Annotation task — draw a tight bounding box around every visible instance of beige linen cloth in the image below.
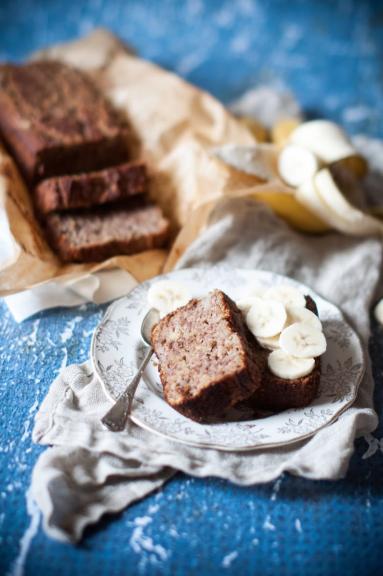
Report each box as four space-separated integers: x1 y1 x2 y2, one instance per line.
31 198 381 543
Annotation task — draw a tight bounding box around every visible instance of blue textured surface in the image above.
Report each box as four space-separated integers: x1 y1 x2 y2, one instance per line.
0 1 383 575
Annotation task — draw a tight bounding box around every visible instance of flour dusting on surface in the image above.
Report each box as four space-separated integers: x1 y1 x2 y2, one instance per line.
222 550 238 568
176 50 208 76
26 320 40 347
8 489 40 576
343 105 374 123
58 348 68 373
60 317 83 343
362 433 383 459
263 515 276 531
283 24 303 48
214 6 234 28
20 399 39 442
238 0 256 16
147 503 160 515
187 0 203 17
270 475 284 501
230 33 251 55
130 516 168 563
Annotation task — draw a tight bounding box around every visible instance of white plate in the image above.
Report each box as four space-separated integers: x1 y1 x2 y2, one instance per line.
92 266 365 452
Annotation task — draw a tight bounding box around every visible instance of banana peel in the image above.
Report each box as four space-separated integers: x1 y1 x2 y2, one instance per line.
332 155 368 179
369 206 383 220
249 186 330 233
237 116 269 143
213 142 330 233
213 128 373 236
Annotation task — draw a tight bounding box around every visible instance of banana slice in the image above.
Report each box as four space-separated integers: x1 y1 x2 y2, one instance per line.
212 144 278 181
287 305 322 331
289 120 359 165
147 280 190 317
268 349 315 380
278 144 319 187
257 334 281 351
236 296 259 314
279 322 326 358
374 299 383 325
246 297 287 338
314 168 383 235
296 177 347 230
236 284 266 313
265 285 306 309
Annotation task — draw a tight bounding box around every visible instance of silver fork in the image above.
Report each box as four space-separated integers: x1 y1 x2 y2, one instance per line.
101 308 159 432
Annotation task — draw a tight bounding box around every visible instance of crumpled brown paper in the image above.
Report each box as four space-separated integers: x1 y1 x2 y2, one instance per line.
0 28 287 296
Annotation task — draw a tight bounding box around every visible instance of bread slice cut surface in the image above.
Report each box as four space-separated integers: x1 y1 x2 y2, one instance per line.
151 289 263 422
34 161 148 214
45 203 169 262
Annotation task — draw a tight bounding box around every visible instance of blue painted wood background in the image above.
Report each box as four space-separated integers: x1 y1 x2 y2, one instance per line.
0 1 382 575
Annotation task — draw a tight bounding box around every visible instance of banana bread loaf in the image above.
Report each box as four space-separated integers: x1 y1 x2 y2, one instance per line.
151 289 263 422
0 60 130 183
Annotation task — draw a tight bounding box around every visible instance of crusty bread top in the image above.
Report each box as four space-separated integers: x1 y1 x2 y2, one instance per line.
0 60 132 181
0 60 128 147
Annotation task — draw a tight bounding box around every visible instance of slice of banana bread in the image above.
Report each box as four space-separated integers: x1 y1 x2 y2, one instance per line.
0 60 130 183
246 295 321 410
34 161 148 214
45 203 169 262
151 290 263 422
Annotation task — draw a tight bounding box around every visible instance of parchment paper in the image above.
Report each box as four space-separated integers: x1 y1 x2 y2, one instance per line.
0 28 265 297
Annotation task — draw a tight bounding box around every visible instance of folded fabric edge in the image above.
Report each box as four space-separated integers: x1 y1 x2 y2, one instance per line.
32 401 377 486
4 269 138 322
31 447 175 543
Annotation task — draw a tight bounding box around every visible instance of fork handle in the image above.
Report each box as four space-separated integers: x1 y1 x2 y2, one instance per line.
101 347 153 432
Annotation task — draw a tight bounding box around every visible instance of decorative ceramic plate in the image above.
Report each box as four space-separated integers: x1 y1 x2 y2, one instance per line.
92 266 365 452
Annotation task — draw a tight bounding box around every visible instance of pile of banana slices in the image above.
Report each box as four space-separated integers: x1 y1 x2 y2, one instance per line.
214 119 383 236
237 284 326 380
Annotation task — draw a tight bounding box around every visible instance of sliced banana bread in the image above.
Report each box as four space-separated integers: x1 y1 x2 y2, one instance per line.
34 161 148 214
246 295 321 410
45 203 169 262
0 60 130 182
151 289 263 422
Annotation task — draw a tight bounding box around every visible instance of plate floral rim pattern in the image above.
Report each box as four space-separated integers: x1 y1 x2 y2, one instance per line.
91 266 365 452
